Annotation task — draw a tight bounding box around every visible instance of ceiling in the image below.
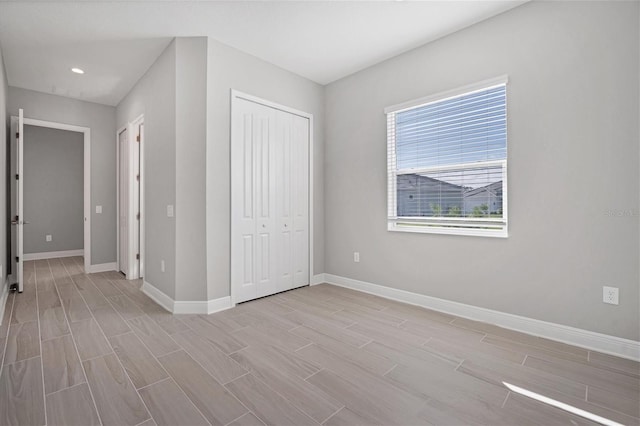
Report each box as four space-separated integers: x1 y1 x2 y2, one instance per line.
0 1 527 106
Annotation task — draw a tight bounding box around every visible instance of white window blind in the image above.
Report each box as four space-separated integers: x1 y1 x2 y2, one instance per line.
386 76 508 237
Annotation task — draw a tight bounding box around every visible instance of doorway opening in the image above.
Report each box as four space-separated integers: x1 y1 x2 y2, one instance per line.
10 110 91 292
117 115 144 279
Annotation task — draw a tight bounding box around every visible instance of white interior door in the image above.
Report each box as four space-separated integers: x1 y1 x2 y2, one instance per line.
138 123 145 278
275 111 293 292
275 111 309 292
118 120 143 280
231 96 310 304
119 128 128 274
15 109 24 292
290 113 310 288
231 99 276 303
254 105 277 299
131 122 141 279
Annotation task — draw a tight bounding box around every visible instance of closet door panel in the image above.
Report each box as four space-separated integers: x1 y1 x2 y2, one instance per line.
255 110 277 298
291 114 310 287
242 235 254 286
276 111 294 292
232 102 258 303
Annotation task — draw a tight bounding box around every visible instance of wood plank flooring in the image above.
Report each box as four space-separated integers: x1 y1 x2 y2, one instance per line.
0 256 638 425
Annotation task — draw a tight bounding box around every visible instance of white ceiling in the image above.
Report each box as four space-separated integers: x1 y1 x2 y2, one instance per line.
0 1 527 106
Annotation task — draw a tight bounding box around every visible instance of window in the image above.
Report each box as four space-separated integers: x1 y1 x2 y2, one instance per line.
386 76 508 237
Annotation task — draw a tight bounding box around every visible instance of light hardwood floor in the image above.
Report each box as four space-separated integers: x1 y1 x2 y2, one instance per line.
0 257 638 426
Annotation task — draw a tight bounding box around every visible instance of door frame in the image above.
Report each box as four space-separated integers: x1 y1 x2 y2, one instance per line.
10 116 91 275
229 90 314 305
116 124 127 276
115 114 145 279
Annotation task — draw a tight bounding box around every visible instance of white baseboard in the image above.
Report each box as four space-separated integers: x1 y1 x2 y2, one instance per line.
0 279 9 326
322 273 640 361
142 280 233 315
142 281 174 312
24 249 84 261
206 296 233 314
173 297 233 315
173 300 207 314
311 273 326 285
87 262 117 273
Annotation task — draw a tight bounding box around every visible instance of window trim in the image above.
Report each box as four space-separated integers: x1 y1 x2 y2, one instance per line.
386 76 509 238
384 75 509 115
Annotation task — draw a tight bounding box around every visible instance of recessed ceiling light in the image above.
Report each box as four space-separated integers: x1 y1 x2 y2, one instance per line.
71 68 85 74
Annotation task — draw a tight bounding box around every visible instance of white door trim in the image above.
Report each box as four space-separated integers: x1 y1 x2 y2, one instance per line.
12 116 91 275
230 90 314 305
115 124 126 273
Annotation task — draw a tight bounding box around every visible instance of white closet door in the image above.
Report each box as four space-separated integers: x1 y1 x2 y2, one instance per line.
232 96 309 304
275 111 293 292
232 99 276 303
290 113 310 287
275 111 309 292
255 104 277 299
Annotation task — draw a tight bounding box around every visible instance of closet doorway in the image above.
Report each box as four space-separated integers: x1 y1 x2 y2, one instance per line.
230 92 313 304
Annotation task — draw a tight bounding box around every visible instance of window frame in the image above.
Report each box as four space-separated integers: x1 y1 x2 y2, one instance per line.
385 75 509 238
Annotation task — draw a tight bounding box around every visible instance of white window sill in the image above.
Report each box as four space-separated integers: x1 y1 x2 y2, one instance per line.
388 223 508 238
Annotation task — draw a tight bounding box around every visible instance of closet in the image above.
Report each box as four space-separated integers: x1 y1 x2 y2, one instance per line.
231 94 310 304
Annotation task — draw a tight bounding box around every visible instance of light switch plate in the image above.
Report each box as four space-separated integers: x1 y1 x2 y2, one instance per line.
96 205 102 214
167 205 174 218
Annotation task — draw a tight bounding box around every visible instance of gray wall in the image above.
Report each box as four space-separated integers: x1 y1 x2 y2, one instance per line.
206 38 325 300
117 37 208 301
324 1 639 340
117 40 177 299
23 125 83 254
119 36 322 303
175 38 208 301
8 87 117 266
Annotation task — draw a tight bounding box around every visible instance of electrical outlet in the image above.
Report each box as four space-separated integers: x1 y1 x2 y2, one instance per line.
603 286 619 305
96 205 102 214
353 252 360 263
46 235 52 242
160 260 165 273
